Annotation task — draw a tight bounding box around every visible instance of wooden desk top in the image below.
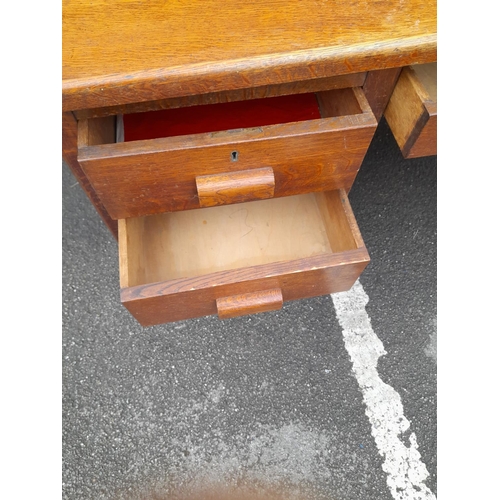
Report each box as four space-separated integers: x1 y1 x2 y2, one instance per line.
62 0 436 111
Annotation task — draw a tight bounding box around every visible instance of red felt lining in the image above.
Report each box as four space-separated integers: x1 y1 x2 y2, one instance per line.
123 93 321 141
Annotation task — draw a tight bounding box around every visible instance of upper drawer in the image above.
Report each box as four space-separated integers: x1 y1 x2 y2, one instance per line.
385 63 437 159
77 87 376 220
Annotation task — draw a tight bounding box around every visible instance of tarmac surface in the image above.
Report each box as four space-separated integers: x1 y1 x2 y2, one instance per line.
62 117 437 500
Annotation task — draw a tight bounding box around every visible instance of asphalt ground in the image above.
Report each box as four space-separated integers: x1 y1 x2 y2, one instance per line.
62 117 437 500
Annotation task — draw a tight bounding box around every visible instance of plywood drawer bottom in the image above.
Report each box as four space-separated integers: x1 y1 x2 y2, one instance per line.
119 189 370 325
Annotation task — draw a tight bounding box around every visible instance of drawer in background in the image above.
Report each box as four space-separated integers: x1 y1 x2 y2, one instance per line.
119 189 370 326
385 63 437 158
77 87 376 219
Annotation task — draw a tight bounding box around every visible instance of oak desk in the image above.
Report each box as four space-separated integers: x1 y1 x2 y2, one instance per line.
62 0 437 325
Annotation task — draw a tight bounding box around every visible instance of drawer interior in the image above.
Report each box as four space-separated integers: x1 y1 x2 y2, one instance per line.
122 93 322 141
119 190 363 288
82 87 366 146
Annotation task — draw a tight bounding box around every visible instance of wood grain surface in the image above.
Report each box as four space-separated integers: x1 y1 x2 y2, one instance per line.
121 252 369 326
385 63 437 158
73 73 368 120
404 112 436 158
121 192 343 286
62 112 118 238
63 0 437 111
196 167 275 208
216 289 284 319
362 68 402 121
78 87 376 219
405 63 437 157
118 189 370 325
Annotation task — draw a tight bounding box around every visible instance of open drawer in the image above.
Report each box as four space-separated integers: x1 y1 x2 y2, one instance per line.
119 189 370 326
385 63 437 158
78 87 376 219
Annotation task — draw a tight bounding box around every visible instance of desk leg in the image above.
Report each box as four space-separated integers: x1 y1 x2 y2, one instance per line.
62 111 118 239
362 68 402 122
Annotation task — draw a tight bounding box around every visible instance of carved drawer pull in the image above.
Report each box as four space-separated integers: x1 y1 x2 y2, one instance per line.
196 167 275 208
216 288 283 319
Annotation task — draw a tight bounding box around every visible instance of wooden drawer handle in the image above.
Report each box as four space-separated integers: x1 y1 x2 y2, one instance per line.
216 288 283 319
196 167 275 208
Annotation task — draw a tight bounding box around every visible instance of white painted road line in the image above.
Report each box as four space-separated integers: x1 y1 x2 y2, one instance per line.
331 280 436 500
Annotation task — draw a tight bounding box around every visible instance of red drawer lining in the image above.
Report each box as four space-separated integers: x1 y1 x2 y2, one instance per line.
123 93 321 141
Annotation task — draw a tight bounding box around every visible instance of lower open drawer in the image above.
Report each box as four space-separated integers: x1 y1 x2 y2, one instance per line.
119 189 369 325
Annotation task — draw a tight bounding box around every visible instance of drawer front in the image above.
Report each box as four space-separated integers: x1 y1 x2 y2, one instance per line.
385 63 437 159
78 87 376 220
118 189 370 326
